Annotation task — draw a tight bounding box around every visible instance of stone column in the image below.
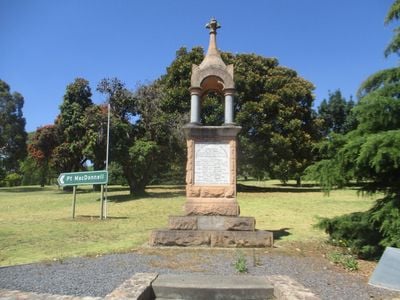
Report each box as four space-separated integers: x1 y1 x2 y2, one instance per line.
190 87 202 124
224 89 235 125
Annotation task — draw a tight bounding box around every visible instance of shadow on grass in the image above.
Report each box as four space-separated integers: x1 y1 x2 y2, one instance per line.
148 185 185 190
273 183 320 188
0 186 56 193
237 183 322 193
60 215 130 221
269 228 291 240
107 190 185 203
105 186 130 193
77 215 129 220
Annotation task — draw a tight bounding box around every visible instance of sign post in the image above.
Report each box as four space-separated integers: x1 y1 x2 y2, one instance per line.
58 170 108 219
100 184 105 220
72 186 77 219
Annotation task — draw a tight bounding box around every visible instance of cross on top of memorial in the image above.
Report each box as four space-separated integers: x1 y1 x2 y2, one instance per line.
206 17 221 33
190 18 236 125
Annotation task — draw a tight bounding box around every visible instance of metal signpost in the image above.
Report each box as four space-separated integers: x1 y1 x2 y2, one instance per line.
57 170 108 219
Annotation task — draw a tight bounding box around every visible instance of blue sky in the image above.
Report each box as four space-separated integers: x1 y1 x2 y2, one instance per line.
0 0 397 132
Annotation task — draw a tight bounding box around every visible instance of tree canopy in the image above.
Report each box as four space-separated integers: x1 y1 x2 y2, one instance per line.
156 47 320 183
52 78 93 173
306 0 400 258
0 79 27 184
317 90 357 137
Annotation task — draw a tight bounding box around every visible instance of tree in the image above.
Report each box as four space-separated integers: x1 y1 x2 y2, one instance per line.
317 90 357 137
0 80 27 178
27 125 58 187
82 104 108 171
52 78 93 173
136 82 186 183
156 48 320 184
97 78 163 195
305 0 400 258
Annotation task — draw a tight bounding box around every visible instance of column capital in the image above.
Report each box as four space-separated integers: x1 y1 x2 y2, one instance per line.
189 87 202 95
223 88 236 96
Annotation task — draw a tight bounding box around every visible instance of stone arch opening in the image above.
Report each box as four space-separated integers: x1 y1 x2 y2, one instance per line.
200 75 225 95
201 91 224 126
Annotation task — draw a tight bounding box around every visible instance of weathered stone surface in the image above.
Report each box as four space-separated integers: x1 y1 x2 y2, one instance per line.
184 199 240 216
186 186 201 197
211 230 273 248
169 216 198 230
105 273 158 300
149 229 211 247
149 230 273 248
266 275 320 300
186 185 236 199
200 187 226 198
169 216 255 231
223 216 255 231
224 186 235 198
183 125 241 139
196 215 225 230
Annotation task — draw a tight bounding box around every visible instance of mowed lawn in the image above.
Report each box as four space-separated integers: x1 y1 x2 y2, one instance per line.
0 181 378 266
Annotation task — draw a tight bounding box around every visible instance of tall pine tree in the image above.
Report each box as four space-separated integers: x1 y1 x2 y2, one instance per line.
305 0 400 258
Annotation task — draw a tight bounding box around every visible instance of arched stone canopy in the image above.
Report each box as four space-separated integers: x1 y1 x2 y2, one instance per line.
189 18 236 125
191 65 235 92
200 75 224 95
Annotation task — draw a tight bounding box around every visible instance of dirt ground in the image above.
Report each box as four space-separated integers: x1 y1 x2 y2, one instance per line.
137 239 378 281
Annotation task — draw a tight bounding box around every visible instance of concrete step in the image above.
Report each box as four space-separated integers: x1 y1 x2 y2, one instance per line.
152 274 275 300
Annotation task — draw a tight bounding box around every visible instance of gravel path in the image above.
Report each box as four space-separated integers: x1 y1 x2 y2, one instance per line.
0 248 399 300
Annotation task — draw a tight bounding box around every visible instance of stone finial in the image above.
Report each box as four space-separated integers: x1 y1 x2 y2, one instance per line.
206 18 221 34
203 18 221 59
191 17 235 92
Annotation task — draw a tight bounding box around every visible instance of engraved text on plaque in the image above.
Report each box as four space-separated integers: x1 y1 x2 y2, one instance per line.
194 142 230 184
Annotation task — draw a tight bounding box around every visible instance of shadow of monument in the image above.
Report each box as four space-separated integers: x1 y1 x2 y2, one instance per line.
237 184 322 193
269 228 291 240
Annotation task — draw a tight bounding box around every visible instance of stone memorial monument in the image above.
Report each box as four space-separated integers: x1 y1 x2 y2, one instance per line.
150 18 273 247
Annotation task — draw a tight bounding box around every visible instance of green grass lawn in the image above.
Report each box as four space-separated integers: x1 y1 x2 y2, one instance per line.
0 181 378 266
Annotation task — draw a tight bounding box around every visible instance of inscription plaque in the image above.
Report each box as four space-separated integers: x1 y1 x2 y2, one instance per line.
194 142 230 184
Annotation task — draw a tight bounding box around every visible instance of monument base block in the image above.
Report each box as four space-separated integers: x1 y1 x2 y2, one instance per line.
169 215 255 231
149 229 273 248
184 198 240 216
150 215 273 248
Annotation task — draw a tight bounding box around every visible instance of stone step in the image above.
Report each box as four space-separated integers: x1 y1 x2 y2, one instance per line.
149 229 273 247
152 274 275 300
169 215 255 231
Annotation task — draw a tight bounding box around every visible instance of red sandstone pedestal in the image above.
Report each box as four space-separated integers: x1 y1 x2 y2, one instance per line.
149 126 273 248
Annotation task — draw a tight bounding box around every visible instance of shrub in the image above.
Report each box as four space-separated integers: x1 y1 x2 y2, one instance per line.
4 173 23 187
317 195 400 259
327 252 359 271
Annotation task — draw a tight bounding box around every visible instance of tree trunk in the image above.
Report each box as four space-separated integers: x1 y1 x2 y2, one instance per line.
123 165 147 196
39 163 48 187
296 177 301 187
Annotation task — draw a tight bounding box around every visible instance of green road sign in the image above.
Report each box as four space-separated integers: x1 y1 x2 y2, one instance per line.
57 170 108 186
